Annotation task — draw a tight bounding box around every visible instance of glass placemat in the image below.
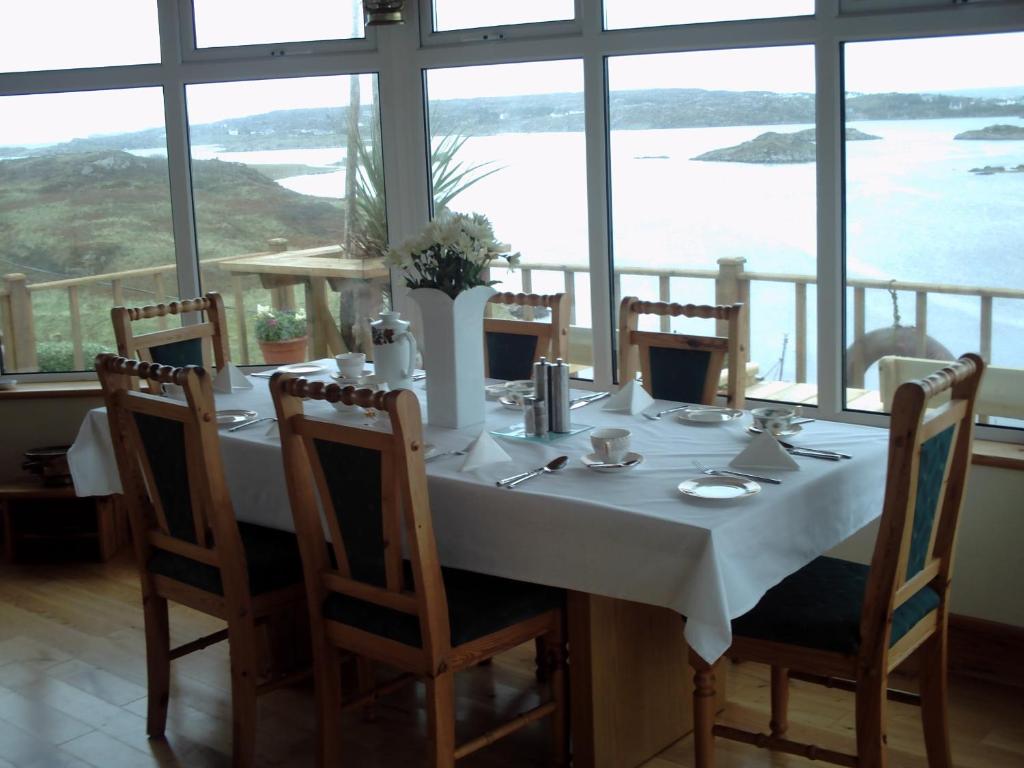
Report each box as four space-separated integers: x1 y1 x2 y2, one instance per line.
490 422 593 442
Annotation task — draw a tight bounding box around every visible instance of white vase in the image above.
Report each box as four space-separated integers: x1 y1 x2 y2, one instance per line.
409 285 495 429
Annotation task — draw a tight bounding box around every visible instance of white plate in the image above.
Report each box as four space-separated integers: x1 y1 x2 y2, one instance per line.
581 451 643 473
678 475 761 500
746 424 803 438
216 409 258 426
277 363 326 375
676 408 744 424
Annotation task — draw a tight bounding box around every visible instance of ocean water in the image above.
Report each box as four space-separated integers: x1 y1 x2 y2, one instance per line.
135 115 1024 383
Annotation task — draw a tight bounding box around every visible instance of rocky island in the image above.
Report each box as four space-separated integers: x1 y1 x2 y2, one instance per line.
955 124 1024 140
692 127 881 164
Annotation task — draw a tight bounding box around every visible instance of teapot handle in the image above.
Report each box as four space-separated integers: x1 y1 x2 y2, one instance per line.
402 332 418 379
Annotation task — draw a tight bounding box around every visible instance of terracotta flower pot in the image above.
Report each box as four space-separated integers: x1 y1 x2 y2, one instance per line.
258 336 309 364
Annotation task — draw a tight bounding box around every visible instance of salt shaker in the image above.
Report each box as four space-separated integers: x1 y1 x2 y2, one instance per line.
549 358 571 433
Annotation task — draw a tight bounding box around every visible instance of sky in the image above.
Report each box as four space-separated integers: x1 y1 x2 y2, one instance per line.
0 1 1021 146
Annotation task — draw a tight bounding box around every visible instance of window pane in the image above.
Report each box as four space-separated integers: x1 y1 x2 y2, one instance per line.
185 76 387 365
424 61 590 377
604 0 812 30
844 32 1024 428
0 89 175 373
608 46 816 399
432 0 574 31
193 0 364 48
0 1 159 72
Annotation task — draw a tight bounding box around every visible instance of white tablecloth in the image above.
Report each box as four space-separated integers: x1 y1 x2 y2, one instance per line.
68 365 889 663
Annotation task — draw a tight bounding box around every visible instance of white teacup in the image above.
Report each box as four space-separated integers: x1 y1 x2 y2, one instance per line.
161 383 185 400
590 427 631 464
335 352 366 380
751 406 796 435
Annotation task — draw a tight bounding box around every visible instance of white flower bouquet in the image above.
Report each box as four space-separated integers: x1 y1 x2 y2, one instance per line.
385 210 519 299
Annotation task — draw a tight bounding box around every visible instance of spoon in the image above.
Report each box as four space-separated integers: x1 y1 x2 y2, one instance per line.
503 456 569 489
587 457 642 469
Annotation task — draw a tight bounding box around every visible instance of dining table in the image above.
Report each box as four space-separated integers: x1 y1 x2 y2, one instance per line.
67 361 890 768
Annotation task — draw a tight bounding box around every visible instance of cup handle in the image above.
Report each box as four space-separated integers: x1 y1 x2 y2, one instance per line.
402 332 418 378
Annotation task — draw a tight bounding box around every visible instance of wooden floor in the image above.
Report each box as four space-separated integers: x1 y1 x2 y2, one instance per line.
1 551 1021 768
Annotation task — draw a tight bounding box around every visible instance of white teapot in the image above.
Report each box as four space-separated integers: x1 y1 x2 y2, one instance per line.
370 311 418 390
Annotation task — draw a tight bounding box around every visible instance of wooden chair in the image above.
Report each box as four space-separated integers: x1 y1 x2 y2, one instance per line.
271 376 568 767
618 297 746 408
96 354 307 768
485 291 570 380
111 292 230 373
689 353 985 768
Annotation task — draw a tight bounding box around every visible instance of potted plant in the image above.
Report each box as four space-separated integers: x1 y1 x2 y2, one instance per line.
255 304 309 364
386 210 518 427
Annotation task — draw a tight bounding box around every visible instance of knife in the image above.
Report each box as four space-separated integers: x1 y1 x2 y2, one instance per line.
570 392 610 409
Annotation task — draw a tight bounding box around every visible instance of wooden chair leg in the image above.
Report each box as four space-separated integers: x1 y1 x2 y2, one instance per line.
918 631 953 768
228 622 261 768
357 655 377 723
690 651 717 768
316 644 345 768
541 626 569 767
854 668 889 768
142 593 171 738
534 636 548 682
426 672 456 768
770 666 789 737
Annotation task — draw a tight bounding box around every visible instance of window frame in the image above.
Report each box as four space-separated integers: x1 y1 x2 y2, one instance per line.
418 0 584 47
1 0 1022 444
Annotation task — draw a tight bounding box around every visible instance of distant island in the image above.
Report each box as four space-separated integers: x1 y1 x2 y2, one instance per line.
969 164 1024 175
692 127 881 164
955 123 1024 140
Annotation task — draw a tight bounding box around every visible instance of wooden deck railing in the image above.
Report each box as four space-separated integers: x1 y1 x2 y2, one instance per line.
3 250 1023 386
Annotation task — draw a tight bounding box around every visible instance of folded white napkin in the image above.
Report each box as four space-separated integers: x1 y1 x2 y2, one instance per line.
265 420 280 439
730 431 800 471
213 362 253 393
602 379 655 415
459 430 512 472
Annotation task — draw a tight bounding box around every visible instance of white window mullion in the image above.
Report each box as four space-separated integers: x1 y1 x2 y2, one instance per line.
158 0 201 303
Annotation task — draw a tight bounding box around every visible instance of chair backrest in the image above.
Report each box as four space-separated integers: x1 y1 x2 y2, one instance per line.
860 353 985 666
879 354 1023 421
484 292 570 380
618 297 746 408
271 376 450 675
95 353 253 608
111 292 230 376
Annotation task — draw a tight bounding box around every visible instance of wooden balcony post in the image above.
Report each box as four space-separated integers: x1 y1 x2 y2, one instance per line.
3 274 38 372
266 238 296 310
715 257 748 348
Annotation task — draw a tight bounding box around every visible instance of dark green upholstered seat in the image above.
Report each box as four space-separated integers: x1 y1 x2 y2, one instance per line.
323 560 564 648
148 337 204 368
648 346 713 403
731 555 940 655
485 331 540 381
148 521 304 596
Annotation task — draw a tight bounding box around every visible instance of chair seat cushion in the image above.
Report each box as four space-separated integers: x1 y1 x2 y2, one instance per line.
731 556 940 655
148 521 304 596
323 562 563 649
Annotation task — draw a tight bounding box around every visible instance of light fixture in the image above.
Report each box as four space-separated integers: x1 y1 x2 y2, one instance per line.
363 0 405 26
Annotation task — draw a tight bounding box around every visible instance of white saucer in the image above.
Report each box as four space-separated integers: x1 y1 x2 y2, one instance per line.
746 424 803 438
277 363 326 375
330 371 374 385
498 395 527 411
216 409 258 426
678 475 760 500
581 451 643 472
676 407 744 424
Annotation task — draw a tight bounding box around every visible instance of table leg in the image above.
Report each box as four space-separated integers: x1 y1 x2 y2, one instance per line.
567 592 726 768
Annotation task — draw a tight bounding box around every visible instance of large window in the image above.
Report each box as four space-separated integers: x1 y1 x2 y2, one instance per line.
608 46 817 393
843 31 1024 428
0 89 175 372
1 0 1020 438
425 61 590 376
186 75 386 365
0 1 160 73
